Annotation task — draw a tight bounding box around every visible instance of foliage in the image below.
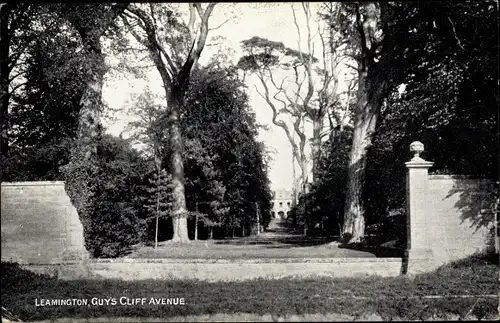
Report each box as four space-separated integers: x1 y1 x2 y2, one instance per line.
1 6 83 181
142 168 174 244
362 0 498 244
62 133 152 257
124 64 272 241
291 127 353 236
127 90 170 162
9 37 82 148
296 1 498 243
1 3 43 156
237 32 323 191
181 65 272 238
0 137 73 181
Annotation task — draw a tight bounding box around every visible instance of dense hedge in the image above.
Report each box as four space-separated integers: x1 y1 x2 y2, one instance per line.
62 133 153 257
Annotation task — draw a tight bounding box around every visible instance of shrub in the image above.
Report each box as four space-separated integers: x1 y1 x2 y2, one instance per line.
0 137 73 182
62 133 152 258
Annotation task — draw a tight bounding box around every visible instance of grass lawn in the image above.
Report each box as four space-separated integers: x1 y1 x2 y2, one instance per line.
1 253 498 321
125 219 377 259
127 239 377 259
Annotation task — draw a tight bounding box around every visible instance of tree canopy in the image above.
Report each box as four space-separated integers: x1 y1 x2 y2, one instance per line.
0 1 496 255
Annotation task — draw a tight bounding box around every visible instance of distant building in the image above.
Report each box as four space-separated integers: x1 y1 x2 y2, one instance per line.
271 189 293 219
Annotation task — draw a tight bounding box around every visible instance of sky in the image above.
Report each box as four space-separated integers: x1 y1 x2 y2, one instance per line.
102 2 348 192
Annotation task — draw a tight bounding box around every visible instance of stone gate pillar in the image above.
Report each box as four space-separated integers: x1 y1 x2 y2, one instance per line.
405 141 435 274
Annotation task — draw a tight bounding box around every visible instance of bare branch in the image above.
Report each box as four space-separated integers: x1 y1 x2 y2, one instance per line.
255 72 301 165
7 70 26 83
354 3 368 62
265 70 297 116
8 50 25 72
291 4 304 63
317 23 332 116
149 3 159 32
194 2 216 55
122 15 146 44
292 113 307 156
293 2 314 114
267 66 286 93
447 16 464 50
274 88 295 116
178 2 217 82
188 3 197 35
157 45 179 77
193 3 204 18
8 81 27 94
339 77 356 130
126 4 177 85
254 84 271 108
209 16 231 31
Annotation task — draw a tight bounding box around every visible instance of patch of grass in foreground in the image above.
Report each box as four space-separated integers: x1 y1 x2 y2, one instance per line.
1 253 498 321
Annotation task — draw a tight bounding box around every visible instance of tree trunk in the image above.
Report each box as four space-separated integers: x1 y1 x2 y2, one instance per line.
58 5 129 159
299 157 308 193
292 153 298 205
155 189 159 249
342 71 380 243
298 153 308 236
255 202 260 235
167 94 190 243
0 5 10 157
154 156 161 248
76 34 105 160
311 117 323 183
194 202 198 241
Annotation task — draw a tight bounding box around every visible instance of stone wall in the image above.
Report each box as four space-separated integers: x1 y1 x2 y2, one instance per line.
427 176 496 260
405 142 497 274
1 182 88 264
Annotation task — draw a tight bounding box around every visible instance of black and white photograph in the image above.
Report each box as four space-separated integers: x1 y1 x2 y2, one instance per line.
1 1 498 322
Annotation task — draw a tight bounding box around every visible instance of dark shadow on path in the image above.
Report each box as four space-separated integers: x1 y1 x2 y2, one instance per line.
213 218 336 248
337 242 405 258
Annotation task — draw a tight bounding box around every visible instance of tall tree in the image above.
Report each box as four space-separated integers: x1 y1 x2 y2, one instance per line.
292 2 348 182
0 3 39 156
362 0 498 240
50 3 129 160
334 1 498 242
182 65 272 238
238 36 313 198
127 90 169 175
122 3 217 242
1 5 84 181
238 2 351 197
336 2 426 242
45 4 130 254
127 91 173 247
8 24 83 150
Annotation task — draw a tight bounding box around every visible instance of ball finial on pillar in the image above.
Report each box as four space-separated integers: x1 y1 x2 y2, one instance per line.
409 141 425 161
